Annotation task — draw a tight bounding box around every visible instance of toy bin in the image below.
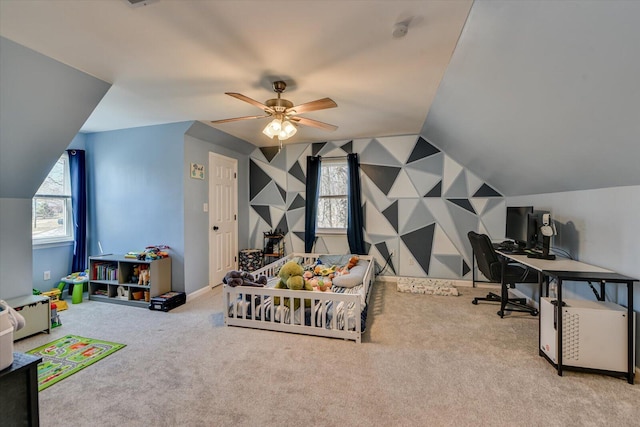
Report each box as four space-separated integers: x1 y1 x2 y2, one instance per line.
148 291 186 312
239 249 263 272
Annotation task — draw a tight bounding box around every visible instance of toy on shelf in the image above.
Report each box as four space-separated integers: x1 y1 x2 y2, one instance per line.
126 245 171 261
138 269 150 285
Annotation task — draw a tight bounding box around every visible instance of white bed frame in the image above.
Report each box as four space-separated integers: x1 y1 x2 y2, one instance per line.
223 253 375 343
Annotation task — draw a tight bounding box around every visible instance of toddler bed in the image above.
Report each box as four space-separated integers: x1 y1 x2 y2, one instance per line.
223 253 375 343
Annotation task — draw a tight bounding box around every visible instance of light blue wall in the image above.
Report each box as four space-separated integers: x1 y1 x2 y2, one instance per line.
86 122 191 292
183 122 253 293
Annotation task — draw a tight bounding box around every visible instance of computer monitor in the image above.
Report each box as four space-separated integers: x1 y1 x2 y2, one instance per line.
505 206 533 247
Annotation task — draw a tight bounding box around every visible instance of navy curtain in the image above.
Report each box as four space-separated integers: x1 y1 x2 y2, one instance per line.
304 156 321 253
68 149 87 273
347 153 366 255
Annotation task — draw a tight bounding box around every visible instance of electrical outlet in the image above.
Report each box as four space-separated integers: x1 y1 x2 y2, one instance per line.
408 257 414 266
44 271 51 280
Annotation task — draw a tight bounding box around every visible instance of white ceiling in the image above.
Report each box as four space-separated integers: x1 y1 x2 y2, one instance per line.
3 0 640 197
0 0 472 147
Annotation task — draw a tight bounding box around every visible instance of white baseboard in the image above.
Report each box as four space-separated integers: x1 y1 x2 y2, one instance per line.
187 284 212 302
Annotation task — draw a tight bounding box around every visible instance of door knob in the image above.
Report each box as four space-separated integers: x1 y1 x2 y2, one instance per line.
213 226 219 231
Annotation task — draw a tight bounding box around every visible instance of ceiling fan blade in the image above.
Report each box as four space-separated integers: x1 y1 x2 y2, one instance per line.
290 116 338 131
286 97 337 115
210 115 271 124
226 92 274 114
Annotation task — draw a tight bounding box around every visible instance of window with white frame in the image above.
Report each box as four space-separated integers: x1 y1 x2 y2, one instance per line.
317 158 348 231
32 153 73 244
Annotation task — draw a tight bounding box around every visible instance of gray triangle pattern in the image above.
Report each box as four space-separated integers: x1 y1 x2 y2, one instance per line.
399 199 436 235
444 170 468 198
381 201 398 233
360 164 401 196
360 138 402 166
434 254 463 276
405 152 444 176
246 133 503 280
251 181 286 207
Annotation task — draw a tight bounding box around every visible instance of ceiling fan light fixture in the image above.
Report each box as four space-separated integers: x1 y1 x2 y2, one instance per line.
262 118 282 138
283 120 296 135
278 120 297 140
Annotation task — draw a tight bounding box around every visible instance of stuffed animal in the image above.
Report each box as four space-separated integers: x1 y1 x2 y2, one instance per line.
313 264 336 277
223 270 267 287
276 261 309 291
315 278 332 292
274 261 311 308
138 269 150 285
336 256 360 276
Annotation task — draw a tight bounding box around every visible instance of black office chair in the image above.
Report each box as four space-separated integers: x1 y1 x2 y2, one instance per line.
467 231 539 317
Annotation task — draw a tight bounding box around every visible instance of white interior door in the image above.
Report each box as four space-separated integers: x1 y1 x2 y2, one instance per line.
208 152 238 287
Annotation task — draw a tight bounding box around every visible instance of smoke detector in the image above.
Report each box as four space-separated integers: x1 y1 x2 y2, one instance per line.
392 22 409 38
125 0 159 7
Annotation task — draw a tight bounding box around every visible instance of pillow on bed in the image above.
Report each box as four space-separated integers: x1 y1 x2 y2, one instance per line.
318 254 353 267
332 261 369 288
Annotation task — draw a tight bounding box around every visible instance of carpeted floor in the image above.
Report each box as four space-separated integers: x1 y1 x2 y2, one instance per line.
14 281 640 427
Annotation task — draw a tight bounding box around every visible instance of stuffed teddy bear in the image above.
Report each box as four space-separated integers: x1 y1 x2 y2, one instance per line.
347 255 359 269
223 270 267 287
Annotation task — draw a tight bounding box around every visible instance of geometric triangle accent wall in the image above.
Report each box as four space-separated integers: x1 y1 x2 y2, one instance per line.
249 135 504 279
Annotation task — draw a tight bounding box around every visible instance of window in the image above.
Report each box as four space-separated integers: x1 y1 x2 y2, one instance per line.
32 153 73 244
317 159 348 231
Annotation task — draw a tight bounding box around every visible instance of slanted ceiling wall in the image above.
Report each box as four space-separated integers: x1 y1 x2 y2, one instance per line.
249 135 505 279
0 37 110 300
421 1 640 196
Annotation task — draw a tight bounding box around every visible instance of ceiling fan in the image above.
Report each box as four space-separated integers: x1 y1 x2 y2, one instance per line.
210 81 338 140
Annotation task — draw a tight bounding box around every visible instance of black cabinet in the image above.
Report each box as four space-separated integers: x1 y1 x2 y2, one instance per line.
0 352 41 426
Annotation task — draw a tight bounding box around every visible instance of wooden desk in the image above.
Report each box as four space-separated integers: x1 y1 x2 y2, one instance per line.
495 251 636 384
0 352 42 426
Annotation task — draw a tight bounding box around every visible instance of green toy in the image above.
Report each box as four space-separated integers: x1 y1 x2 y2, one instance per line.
273 260 312 308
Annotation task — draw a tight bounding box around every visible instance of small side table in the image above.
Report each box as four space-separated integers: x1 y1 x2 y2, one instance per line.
58 274 89 304
0 352 42 426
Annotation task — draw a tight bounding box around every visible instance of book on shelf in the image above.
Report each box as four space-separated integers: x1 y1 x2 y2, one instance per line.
93 262 118 281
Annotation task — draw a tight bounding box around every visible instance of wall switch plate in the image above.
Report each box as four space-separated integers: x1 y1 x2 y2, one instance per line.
44 271 51 280
203 203 208 212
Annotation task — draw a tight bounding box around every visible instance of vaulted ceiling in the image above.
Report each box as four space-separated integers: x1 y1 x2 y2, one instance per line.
1 0 639 197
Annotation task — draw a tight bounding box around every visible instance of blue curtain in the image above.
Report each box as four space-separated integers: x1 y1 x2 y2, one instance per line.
347 153 366 255
68 149 87 273
304 156 321 252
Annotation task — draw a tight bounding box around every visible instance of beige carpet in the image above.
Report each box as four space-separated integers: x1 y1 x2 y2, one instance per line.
14 282 640 427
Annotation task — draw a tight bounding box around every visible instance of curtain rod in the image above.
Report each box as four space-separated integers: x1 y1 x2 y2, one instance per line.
319 155 347 160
